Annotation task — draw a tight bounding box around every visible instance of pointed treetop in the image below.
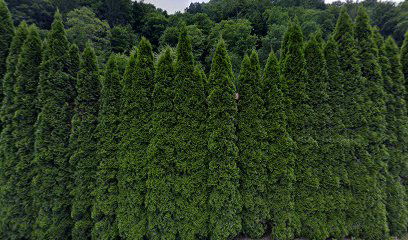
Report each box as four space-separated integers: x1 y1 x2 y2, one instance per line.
208 39 235 88
239 54 251 84
334 7 354 43
249 50 261 75
176 25 194 72
48 10 69 60
155 47 174 87
355 7 372 41
263 50 280 85
0 0 15 77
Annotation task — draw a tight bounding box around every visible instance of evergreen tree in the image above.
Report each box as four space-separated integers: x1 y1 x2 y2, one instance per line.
173 26 208 239
382 37 408 236
354 7 389 238
333 8 381 238
0 0 14 83
237 52 267 238
262 50 295 240
7 25 42 239
92 54 122 240
118 37 154 240
303 34 333 239
323 36 348 238
32 11 76 239
0 21 28 239
280 20 314 238
145 48 177 240
207 39 242 240
70 43 100 239
401 31 408 97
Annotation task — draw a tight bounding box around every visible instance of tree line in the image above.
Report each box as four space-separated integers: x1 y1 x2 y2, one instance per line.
0 0 408 239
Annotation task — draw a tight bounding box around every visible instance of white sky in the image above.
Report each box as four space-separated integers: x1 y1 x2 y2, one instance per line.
143 0 404 14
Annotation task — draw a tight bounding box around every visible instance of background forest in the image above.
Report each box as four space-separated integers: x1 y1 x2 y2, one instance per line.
1 0 408 240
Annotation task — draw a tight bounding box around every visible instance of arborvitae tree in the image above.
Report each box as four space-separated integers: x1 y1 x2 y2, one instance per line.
401 31 408 96
69 43 100 239
333 8 382 238
146 48 177 240
303 34 333 240
32 11 76 239
118 37 154 240
92 54 122 240
0 0 14 83
262 50 295 240
0 21 28 239
323 36 348 238
354 7 389 238
207 39 241 240
382 37 408 236
7 25 42 239
237 52 267 238
280 20 314 238
173 26 208 240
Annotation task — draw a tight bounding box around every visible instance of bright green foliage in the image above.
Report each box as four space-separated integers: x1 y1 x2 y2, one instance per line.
322 36 348 238
302 34 333 240
354 7 389 238
207 39 242 240
0 21 28 239
237 52 267 238
7 25 42 239
92 54 122 240
333 8 382 238
32 11 76 239
401 31 408 102
262 50 295 240
118 37 154 240
145 48 177 240
172 26 208 240
382 37 408 237
280 20 313 238
69 43 100 239
0 0 14 84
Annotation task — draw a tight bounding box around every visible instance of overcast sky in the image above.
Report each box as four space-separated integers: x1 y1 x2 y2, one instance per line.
143 0 404 14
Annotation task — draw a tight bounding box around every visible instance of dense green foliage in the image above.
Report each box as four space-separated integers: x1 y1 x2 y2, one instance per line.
382 36 408 237
237 52 267 238
69 43 100 239
31 11 76 239
0 0 14 83
92 54 122 240
207 39 241 240
172 26 208 239
1 2 408 240
0 21 28 239
118 37 154 240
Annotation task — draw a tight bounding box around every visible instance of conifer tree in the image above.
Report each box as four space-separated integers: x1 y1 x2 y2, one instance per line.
207 39 242 240
70 43 100 239
0 21 28 239
382 37 408 236
145 48 177 240
32 11 76 239
92 54 122 240
401 32 408 94
0 0 14 82
262 50 295 240
354 7 389 238
7 25 42 239
323 36 348 238
172 26 208 240
237 52 267 238
302 34 334 240
118 37 154 240
280 20 315 238
333 8 384 238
